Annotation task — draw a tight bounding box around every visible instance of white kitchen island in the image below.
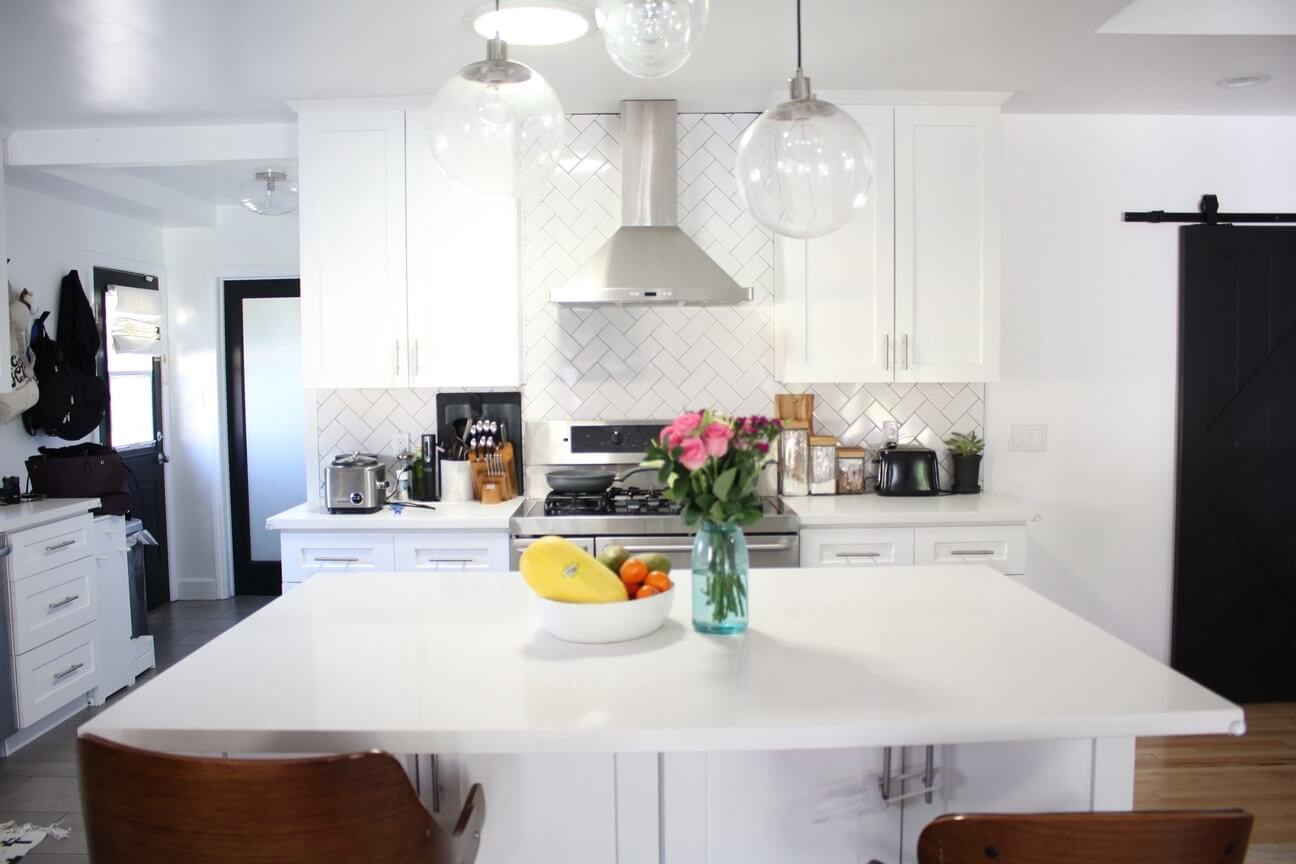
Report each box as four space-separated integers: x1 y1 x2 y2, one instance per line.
79 566 1241 864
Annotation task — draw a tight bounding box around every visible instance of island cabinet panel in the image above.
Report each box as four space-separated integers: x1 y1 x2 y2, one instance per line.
898 740 1095 861
447 754 619 864
663 750 902 864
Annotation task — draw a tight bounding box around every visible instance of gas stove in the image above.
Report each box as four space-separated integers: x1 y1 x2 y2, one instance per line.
510 421 799 570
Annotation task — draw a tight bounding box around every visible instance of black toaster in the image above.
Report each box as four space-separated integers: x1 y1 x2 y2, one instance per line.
876 447 940 496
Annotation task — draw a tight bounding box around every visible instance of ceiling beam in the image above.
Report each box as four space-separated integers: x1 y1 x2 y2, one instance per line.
4 123 296 168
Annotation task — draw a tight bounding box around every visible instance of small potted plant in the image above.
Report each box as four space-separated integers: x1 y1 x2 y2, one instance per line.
945 431 985 494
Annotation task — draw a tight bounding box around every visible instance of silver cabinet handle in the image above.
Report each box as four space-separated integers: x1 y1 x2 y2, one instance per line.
836 551 881 559
53 662 84 681
922 744 935 804
951 549 996 556
414 339 421 377
902 334 910 370
881 747 893 800
622 540 794 554
44 539 76 553
312 556 360 563
883 333 890 371
394 339 402 376
47 595 79 611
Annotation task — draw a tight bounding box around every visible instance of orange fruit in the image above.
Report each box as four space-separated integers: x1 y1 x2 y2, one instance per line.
619 558 648 587
645 571 672 592
636 584 660 599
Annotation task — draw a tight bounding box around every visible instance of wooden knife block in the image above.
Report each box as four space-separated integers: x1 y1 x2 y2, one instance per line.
469 442 518 503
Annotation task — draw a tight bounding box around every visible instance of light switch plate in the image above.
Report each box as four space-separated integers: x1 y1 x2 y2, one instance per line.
1009 424 1048 452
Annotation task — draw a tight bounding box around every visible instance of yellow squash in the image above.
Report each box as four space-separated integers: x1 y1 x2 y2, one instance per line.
520 536 628 603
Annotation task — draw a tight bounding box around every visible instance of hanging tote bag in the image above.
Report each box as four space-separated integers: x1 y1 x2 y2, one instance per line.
0 284 39 423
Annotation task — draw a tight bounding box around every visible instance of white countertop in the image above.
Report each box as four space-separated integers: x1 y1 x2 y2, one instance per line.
0 498 100 534
79 566 1241 755
266 500 523 532
786 492 1038 527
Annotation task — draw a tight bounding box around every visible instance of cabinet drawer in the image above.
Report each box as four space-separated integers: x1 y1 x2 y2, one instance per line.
10 556 97 654
280 532 395 583
914 525 1026 574
394 532 509 572
801 528 914 567
6 514 94 581
16 623 98 728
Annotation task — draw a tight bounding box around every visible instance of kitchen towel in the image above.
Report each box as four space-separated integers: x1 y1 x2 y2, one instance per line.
0 819 69 861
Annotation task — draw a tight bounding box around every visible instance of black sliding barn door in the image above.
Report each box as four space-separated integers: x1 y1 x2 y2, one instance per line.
1172 225 1296 702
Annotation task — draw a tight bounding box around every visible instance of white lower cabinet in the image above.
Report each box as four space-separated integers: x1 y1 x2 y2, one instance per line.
15 623 97 728
802 524 1026 576
447 754 619 864
279 531 511 587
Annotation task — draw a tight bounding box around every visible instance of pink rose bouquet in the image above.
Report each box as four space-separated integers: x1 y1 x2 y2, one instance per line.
644 410 782 527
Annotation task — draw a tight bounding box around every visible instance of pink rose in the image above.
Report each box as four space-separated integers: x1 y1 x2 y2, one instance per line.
677 437 708 471
659 425 681 452
701 421 733 458
670 411 703 438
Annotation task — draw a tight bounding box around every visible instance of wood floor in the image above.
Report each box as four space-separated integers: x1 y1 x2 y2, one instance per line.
1136 702 1296 860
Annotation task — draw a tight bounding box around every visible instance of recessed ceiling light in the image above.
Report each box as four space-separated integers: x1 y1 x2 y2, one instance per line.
465 1 594 47
1216 73 1272 88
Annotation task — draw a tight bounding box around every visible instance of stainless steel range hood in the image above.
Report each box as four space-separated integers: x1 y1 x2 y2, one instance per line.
551 100 752 306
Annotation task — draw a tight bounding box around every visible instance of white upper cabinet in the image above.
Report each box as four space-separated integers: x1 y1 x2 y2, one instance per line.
773 99 1001 384
405 107 521 388
298 105 408 389
297 101 522 390
894 105 1001 382
775 105 895 384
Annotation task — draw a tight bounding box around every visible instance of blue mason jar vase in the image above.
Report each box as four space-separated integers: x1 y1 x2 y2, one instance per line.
690 520 749 634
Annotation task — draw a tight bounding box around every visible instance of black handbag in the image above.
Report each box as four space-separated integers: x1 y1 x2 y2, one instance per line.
26 443 131 516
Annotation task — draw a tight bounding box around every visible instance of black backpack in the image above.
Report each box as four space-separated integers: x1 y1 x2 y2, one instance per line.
22 311 107 440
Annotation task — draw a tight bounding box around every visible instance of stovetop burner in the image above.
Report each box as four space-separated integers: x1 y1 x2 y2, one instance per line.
543 486 682 517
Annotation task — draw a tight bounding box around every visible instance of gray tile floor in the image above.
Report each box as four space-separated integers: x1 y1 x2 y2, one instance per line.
0 595 273 861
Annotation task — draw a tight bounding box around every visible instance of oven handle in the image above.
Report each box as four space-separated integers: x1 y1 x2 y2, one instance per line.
618 539 796 553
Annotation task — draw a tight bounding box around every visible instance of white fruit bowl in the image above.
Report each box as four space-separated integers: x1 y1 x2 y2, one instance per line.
535 586 675 644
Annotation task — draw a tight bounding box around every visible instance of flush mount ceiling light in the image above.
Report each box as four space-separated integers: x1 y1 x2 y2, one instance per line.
431 0 565 197
1216 73 1272 88
465 0 593 46
595 0 709 79
238 170 298 216
733 0 872 239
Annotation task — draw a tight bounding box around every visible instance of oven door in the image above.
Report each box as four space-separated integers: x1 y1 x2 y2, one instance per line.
594 535 799 570
510 535 595 570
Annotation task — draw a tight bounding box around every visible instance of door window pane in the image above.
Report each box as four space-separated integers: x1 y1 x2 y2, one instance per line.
105 286 160 448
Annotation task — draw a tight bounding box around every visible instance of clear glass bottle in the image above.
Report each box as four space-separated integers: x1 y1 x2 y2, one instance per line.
691 521 749 635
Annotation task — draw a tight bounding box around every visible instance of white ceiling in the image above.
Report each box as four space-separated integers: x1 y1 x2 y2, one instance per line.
0 0 1294 131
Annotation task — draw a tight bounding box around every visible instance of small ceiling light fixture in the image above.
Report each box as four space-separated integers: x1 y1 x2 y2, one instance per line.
238 170 298 216
465 0 593 46
596 0 709 79
733 0 872 239
1215 73 1272 88
432 0 565 197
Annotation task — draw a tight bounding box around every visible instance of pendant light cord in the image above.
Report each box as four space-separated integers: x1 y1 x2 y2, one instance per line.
795 0 803 69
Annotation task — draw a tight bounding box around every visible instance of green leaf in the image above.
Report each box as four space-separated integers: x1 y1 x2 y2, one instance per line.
736 508 762 526
709 502 727 523
713 466 737 502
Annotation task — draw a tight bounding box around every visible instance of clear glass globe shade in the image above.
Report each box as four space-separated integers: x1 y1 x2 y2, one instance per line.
238 173 298 216
734 99 873 239
595 0 708 78
429 57 565 198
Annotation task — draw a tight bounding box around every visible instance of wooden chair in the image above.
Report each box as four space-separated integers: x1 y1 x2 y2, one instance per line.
77 734 485 864
917 810 1253 864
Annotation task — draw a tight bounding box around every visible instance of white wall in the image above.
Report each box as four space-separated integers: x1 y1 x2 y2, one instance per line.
989 114 1296 661
163 206 298 600
2 183 164 472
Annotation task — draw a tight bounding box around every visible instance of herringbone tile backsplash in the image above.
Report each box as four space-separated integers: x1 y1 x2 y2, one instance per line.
316 113 985 489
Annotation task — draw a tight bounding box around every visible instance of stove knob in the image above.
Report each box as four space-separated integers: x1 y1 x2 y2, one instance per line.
610 429 622 446
350 492 363 505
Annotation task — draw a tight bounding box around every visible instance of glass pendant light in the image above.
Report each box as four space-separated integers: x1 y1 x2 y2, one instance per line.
430 0 565 197
238 170 298 216
733 0 871 239
595 0 709 79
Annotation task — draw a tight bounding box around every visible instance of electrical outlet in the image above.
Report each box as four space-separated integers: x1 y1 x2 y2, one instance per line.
882 420 900 446
1009 424 1047 452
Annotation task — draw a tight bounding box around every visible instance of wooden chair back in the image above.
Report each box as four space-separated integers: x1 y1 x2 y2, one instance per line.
917 810 1252 864
77 734 485 864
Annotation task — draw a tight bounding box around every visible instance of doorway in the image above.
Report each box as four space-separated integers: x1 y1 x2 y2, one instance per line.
93 266 171 609
224 279 305 595
1172 225 1296 702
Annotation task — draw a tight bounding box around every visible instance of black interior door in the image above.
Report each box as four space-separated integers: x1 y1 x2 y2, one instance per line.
1172 225 1296 702
93 267 170 609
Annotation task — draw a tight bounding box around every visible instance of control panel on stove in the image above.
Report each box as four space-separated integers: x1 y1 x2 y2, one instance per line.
569 424 661 454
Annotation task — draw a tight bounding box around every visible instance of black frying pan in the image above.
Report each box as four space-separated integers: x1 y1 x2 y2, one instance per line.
546 467 655 494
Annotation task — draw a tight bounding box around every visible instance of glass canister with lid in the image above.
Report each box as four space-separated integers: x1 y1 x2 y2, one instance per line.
778 419 811 496
809 436 839 495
